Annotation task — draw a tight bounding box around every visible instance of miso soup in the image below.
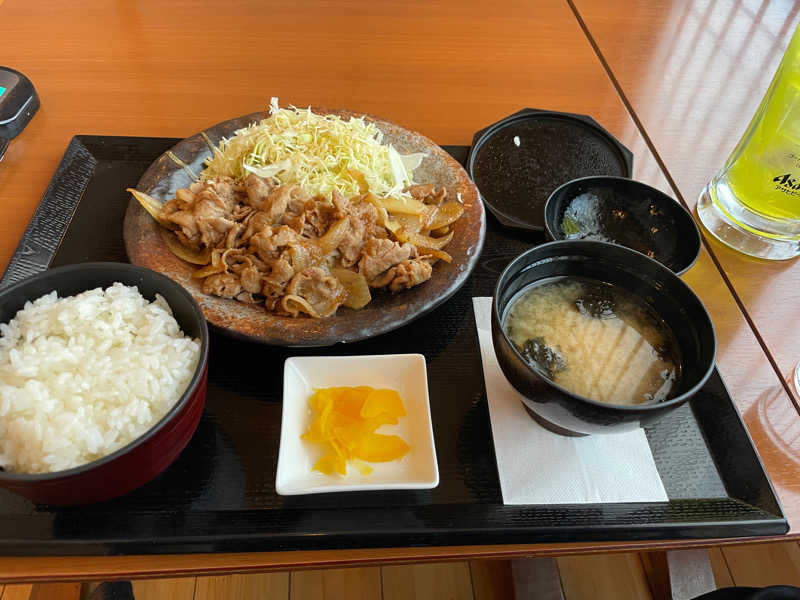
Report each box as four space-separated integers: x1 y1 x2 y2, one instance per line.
503 277 680 406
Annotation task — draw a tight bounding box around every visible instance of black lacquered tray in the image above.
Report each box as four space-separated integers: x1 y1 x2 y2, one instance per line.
0 136 787 556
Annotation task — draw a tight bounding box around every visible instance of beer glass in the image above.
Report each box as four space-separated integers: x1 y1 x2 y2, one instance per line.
698 23 800 260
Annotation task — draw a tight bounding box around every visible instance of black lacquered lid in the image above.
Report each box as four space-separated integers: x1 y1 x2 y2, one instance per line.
467 108 633 231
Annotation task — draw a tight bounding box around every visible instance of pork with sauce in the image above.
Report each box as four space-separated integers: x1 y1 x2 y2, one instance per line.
155 174 455 318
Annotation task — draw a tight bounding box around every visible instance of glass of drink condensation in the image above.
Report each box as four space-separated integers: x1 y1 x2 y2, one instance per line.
698 22 800 260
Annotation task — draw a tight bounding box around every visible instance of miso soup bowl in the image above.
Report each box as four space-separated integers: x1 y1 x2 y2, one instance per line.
491 240 716 435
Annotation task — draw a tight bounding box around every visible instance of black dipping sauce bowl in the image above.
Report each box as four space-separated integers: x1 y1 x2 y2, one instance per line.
491 241 716 436
545 176 702 275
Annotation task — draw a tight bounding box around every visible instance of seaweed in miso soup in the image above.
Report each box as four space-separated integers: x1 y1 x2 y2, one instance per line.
503 277 680 406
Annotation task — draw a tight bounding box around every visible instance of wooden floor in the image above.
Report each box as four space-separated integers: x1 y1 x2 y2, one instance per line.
2 542 800 599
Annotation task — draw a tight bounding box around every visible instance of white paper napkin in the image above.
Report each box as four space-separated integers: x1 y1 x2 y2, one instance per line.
472 297 668 505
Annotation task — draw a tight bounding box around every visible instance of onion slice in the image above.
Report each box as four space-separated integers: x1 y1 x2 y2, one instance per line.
393 213 423 234
282 294 322 318
128 188 171 227
318 217 350 255
159 229 212 265
421 249 452 263
332 268 371 309
423 202 464 232
395 229 454 251
377 196 427 215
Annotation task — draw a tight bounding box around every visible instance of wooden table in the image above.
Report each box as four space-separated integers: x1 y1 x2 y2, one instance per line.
572 0 800 403
0 0 798 582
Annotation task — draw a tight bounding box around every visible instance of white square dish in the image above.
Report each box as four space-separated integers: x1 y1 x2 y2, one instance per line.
276 354 439 495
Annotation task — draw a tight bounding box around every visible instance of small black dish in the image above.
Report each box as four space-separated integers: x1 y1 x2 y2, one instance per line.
545 176 702 275
491 240 716 436
468 108 633 231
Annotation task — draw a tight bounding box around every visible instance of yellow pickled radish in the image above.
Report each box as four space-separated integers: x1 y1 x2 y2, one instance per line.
301 386 410 476
361 388 406 420
352 432 410 463
312 453 337 475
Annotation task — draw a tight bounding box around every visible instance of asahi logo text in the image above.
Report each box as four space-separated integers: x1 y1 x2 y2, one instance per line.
773 173 800 196
773 173 800 190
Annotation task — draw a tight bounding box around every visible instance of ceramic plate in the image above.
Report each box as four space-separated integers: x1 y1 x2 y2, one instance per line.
123 109 485 346
276 354 438 495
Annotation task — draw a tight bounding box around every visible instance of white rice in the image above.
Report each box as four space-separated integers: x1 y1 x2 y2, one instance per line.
0 283 201 474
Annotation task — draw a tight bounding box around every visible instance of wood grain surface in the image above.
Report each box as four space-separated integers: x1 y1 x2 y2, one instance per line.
8 543 800 599
290 567 381 600
468 559 515 600
0 0 799 580
557 553 652 600
194 573 289 600
570 0 800 400
382 562 473 600
131 578 195 600
1 587 33 600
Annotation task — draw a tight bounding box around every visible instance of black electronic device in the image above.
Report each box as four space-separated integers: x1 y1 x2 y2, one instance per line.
0 66 40 161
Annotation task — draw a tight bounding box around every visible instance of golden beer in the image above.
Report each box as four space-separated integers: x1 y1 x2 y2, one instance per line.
698 23 800 259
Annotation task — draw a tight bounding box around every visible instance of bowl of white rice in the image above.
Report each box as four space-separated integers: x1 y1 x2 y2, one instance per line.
0 262 209 505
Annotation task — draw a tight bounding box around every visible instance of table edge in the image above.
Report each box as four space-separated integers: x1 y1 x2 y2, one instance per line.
0 536 797 583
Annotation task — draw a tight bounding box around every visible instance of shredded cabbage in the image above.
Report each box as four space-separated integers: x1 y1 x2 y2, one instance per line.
201 98 426 198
